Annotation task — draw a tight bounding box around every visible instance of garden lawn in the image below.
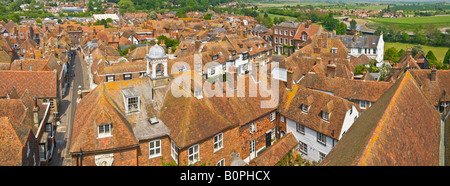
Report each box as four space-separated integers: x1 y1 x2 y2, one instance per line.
369 15 450 32
384 42 449 62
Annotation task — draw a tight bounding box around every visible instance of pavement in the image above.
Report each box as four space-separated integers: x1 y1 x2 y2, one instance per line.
48 50 86 166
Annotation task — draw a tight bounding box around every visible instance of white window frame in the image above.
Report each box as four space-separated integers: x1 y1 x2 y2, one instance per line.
106 75 114 82
249 122 257 134
360 100 367 109
123 73 132 80
301 104 309 114
317 132 326 146
331 48 337 53
296 123 305 135
188 144 200 165
270 112 276 121
319 151 326 161
216 159 225 166
274 29 278 35
322 111 329 122
213 133 223 152
298 141 307 155
290 31 294 36
148 139 161 159
98 123 112 138
284 30 288 36
171 140 178 165
126 96 140 113
250 139 256 154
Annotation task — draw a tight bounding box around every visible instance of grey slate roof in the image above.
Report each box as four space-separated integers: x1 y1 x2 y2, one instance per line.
333 35 380 49
133 117 170 141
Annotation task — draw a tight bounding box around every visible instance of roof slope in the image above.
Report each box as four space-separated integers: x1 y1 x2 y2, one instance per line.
320 71 441 166
0 70 57 98
279 84 354 140
70 83 139 154
249 132 298 166
0 117 32 166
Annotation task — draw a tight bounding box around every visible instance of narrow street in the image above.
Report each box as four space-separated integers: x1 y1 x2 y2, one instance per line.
48 49 85 166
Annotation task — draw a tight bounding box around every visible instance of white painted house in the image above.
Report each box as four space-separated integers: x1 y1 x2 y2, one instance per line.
334 33 384 62
279 85 359 163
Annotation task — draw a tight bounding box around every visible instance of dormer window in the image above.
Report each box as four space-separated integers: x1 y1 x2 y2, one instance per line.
212 55 218 60
301 104 309 114
239 44 243 48
321 111 329 122
194 90 203 99
249 47 252 51
232 50 236 56
98 123 112 138
127 97 139 112
331 47 337 53
121 88 140 113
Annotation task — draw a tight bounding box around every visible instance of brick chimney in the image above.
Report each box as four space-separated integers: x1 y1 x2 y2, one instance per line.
251 58 259 83
33 95 39 128
305 20 311 29
326 61 336 78
431 65 437 81
286 67 293 90
322 34 328 49
195 38 202 53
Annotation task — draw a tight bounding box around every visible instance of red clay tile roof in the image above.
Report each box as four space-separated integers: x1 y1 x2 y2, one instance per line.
279 84 355 140
0 117 32 166
409 69 450 106
299 73 393 102
70 83 139 154
161 74 278 149
249 132 298 166
321 71 441 166
0 70 57 98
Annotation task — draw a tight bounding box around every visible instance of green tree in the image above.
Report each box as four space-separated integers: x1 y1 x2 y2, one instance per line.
398 49 406 58
443 48 450 65
401 32 410 43
9 2 21 12
118 0 135 13
204 13 212 20
336 22 347 35
426 50 438 63
350 19 357 31
384 47 399 62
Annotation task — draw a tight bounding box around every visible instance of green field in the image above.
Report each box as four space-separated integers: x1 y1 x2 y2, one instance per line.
369 15 450 31
384 42 449 62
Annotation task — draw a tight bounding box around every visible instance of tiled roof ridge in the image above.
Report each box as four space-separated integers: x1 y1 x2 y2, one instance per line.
358 71 421 165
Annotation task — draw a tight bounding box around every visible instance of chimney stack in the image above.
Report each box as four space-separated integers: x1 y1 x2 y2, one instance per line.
33 95 39 128
286 68 293 90
326 61 336 78
251 58 259 83
195 39 202 53
431 65 437 81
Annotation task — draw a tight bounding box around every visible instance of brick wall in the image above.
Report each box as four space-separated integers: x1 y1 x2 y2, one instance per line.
137 136 172 166
71 147 138 166
239 111 277 161
177 127 240 166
